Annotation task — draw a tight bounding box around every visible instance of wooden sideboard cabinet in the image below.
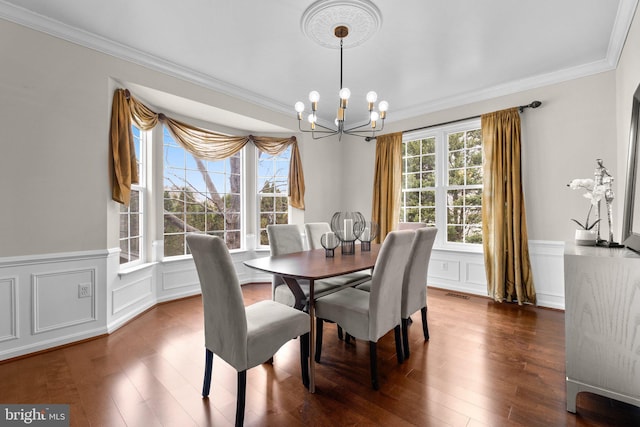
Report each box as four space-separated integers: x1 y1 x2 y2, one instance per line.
563 244 640 412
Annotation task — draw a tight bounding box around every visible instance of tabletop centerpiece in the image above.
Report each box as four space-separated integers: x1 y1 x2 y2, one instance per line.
330 211 365 255
354 220 379 251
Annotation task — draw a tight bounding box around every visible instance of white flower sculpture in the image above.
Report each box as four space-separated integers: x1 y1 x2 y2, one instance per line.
567 178 605 230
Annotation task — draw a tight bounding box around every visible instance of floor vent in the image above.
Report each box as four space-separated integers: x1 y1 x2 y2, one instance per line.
445 292 470 300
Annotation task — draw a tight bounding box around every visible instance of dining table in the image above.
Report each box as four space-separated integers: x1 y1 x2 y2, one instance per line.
243 243 380 393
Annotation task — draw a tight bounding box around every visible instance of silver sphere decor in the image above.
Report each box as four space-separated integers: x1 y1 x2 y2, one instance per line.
330 211 365 255
320 231 340 257
354 220 379 251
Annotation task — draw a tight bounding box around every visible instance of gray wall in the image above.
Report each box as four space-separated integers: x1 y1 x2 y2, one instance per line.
1 10 638 256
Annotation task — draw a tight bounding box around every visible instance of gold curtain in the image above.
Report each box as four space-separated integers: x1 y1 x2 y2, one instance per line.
481 108 536 305
110 89 139 204
371 132 403 242
109 89 305 209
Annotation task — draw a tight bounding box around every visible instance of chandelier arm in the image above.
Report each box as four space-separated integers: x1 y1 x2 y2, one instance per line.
309 131 340 140
343 119 373 133
298 121 338 134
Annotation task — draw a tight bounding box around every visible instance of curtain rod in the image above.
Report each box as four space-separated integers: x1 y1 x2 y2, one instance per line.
365 100 542 141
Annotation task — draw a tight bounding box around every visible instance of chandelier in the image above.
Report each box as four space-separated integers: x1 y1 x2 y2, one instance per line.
294 25 388 141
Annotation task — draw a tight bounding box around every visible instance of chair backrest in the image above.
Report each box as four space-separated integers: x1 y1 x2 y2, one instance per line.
304 222 332 250
401 227 438 317
397 222 427 230
186 233 248 367
368 229 416 341
266 224 305 298
267 224 304 255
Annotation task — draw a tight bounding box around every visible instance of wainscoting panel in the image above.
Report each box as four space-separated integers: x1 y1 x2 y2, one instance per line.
427 241 564 309
0 240 566 360
429 259 461 282
0 250 108 361
0 277 17 343
31 268 96 334
112 274 153 315
528 240 566 309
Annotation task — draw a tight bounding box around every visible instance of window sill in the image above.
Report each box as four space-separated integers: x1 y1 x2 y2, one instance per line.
118 262 158 277
434 244 484 254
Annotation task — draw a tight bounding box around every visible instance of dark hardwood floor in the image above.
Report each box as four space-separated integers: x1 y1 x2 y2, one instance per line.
1 284 639 426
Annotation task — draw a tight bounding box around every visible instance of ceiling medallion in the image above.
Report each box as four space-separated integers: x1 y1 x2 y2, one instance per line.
301 0 382 49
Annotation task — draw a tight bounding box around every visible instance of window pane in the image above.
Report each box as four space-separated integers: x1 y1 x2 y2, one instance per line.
420 190 435 206
120 126 144 266
420 207 436 224
401 124 483 246
466 167 483 185
447 225 464 243
163 125 243 255
406 156 420 173
421 154 436 171
406 139 421 156
448 132 465 151
421 171 435 187
447 189 464 206
422 137 436 154
406 191 419 206
257 147 290 246
448 168 465 185
164 234 184 257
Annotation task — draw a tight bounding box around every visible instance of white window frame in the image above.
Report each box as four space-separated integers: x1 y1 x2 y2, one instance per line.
255 146 292 249
161 125 244 258
401 118 483 251
119 124 146 267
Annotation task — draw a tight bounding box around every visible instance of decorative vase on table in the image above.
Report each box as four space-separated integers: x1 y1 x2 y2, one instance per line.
354 220 379 251
567 177 602 247
575 229 597 246
330 211 365 255
320 231 340 257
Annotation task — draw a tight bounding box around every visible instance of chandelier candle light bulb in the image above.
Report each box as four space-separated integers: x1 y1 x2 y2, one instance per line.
294 23 387 140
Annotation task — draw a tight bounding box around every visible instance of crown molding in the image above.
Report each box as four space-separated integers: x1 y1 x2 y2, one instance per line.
1 0 637 124
0 0 292 116
392 58 617 122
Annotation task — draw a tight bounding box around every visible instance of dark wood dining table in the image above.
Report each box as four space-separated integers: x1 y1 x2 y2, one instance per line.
244 244 380 393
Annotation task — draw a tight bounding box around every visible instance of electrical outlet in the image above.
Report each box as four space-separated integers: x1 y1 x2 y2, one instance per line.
78 283 92 298
441 262 448 271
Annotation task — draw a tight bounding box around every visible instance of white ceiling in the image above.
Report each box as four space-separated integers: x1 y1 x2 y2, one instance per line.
1 0 638 132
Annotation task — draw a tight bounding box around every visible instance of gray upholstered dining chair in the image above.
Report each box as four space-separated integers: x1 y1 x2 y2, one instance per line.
186 233 310 427
314 230 415 390
400 227 437 358
397 221 428 230
268 224 335 307
304 222 372 343
355 221 425 293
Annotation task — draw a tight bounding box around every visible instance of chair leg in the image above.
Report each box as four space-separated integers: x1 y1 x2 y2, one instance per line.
369 341 379 390
235 370 246 427
300 332 310 389
202 349 214 397
337 325 344 340
421 307 429 341
401 317 410 359
394 325 404 364
315 318 324 363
